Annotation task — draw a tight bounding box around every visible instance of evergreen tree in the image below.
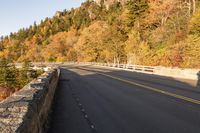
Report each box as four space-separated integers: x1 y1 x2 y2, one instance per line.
0 59 8 86
125 0 149 30
0 59 17 89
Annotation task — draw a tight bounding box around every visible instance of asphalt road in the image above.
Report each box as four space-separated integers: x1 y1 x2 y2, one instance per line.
48 65 200 133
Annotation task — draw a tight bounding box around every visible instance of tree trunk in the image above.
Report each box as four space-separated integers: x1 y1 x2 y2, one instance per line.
113 57 116 65
192 0 196 14
117 57 120 66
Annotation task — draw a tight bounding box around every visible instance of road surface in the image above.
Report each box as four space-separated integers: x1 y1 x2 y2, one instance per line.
48 65 200 133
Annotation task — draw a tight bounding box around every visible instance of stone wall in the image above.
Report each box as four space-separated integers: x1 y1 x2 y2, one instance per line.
0 68 60 133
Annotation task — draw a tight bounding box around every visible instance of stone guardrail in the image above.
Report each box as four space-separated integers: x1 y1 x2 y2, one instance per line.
0 68 60 133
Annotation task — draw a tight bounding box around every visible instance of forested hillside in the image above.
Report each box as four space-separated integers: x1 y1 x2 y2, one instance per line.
0 0 200 68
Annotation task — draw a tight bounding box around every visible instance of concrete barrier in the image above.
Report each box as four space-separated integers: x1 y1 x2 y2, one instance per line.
154 67 199 80
84 62 199 81
0 68 60 133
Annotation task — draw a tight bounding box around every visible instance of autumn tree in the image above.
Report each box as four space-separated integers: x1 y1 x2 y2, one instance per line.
188 8 200 36
102 22 127 64
76 21 107 62
42 28 78 62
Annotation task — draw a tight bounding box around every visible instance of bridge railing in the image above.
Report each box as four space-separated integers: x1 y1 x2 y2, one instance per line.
13 62 200 80
76 62 156 73
75 62 199 81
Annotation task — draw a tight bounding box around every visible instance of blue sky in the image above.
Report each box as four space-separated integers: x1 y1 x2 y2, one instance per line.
0 0 86 36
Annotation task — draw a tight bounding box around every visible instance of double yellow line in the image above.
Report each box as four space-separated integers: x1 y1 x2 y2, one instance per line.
98 72 200 105
77 67 200 105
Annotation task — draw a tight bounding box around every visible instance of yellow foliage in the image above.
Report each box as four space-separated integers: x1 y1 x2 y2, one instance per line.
42 28 78 62
182 35 200 68
76 21 108 62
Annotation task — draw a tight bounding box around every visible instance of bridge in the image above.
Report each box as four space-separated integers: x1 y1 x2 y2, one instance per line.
0 63 200 133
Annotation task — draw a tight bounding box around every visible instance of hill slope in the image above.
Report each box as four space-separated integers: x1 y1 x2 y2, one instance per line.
0 0 200 68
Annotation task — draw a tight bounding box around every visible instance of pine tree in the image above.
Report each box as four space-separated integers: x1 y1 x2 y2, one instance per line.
0 59 17 89
0 59 8 86
125 0 149 29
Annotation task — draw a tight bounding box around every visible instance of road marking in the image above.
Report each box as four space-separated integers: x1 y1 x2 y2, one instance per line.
68 81 98 133
91 125 95 129
98 72 200 105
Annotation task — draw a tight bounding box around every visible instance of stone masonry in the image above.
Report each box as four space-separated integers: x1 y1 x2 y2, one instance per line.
0 68 60 133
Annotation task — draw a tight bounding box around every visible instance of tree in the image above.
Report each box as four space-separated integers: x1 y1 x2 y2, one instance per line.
0 59 8 86
125 30 140 64
125 0 149 30
72 8 91 29
103 23 127 64
181 35 200 68
188 8 200 36
76 21 107 62
42 29 78 62
0 59 17 89
0 36 3 40
0 38 4 51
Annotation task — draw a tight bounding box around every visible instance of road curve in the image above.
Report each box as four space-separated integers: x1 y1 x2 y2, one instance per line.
48 65 200 133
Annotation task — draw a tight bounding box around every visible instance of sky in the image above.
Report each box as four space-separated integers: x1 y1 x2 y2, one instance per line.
0 0 86 36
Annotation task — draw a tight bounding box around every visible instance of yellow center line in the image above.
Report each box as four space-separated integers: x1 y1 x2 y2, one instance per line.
98 72 200 105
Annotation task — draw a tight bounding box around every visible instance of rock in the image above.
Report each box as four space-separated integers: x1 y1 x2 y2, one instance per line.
0 68 60 133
